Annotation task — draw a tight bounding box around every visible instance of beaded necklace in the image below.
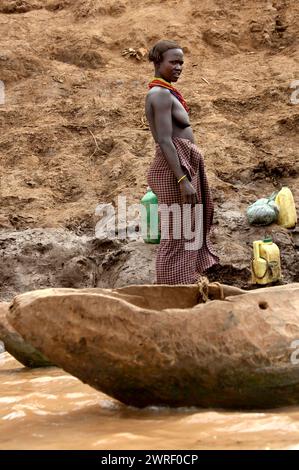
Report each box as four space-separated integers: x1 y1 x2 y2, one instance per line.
148 77 190 113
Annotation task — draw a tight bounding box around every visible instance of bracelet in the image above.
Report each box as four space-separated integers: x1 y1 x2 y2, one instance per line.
177 174 187 184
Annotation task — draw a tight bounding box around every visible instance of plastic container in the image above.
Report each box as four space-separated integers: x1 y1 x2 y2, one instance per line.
140 187 160 244
251 238 281 285
275 187 297 228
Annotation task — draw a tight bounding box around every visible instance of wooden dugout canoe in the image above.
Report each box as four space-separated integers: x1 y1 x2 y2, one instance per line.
0 302 53 368
7 283 299 408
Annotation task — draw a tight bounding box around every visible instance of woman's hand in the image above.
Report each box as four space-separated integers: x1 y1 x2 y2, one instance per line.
179 178 198 205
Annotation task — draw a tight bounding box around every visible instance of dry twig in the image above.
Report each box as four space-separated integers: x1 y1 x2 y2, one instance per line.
201 77 211 85
87 127 109 158
139 115 149 130
87 127 100 158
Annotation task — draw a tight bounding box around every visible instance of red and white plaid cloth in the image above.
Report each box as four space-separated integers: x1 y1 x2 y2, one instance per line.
147 137 219 284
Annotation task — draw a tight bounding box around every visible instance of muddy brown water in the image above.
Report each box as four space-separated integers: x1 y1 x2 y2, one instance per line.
1 352 299 450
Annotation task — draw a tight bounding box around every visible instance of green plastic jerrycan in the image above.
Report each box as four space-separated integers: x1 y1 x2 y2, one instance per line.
140 187 160 243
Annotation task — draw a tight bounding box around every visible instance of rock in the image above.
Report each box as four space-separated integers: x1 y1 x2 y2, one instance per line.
0 229 95 300
8 283 299 409
96 240 156 288
0 229 155 301
0 302 53 368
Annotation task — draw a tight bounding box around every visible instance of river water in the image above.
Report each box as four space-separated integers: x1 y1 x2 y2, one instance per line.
1 352 299 450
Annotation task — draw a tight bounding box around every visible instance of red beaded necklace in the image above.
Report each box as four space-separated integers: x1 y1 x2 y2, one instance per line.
148 77 190 113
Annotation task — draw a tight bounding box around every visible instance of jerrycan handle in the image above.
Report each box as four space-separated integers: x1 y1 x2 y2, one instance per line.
252 240 268 280
253 240 262 259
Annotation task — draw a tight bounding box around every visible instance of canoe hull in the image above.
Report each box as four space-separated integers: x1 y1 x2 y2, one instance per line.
8 283 299 408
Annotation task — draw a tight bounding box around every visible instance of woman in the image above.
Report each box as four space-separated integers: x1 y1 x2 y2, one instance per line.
145 39 219 284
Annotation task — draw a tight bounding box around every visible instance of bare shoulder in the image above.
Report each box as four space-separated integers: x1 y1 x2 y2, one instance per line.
147 87 171 99
146 87 172 108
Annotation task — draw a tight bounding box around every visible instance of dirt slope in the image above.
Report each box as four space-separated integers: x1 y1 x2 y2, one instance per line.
0 0 298 285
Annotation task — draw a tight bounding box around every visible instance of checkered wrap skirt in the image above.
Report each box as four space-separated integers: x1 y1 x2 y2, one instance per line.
147 137 219 284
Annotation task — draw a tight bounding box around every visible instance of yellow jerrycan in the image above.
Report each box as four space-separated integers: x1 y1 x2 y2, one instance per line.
251 238 281 285
275 187 297 228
